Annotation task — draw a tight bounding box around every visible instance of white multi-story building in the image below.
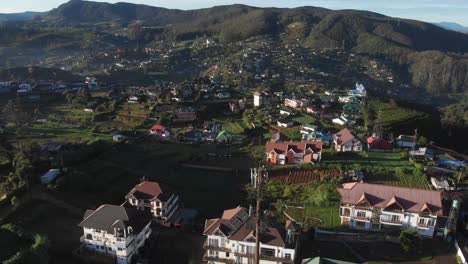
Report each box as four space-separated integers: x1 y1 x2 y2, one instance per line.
254 91 265 107
126 181 180 223
79 204 152 264
203 207 299 264
333 128 363 152
337 182 443 237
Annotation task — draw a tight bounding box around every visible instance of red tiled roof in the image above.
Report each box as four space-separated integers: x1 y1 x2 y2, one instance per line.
266 141 322 155
333 128 361 146
126 181 174 201
338 183 443 216
367 136 392 150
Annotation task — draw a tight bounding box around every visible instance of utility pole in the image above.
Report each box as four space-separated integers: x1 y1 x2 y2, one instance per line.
254 165 266 264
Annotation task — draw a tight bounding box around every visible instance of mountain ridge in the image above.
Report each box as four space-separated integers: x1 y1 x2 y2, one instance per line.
4 0 468 94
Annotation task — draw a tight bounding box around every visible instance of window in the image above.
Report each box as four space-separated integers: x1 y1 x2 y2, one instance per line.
208 238 219 247
355 221 366 228
356 211 366 218
391 215 400 222
108 247 112 251
100 246 105 249
247 258 254 264
260 248 275 257
428 218 435 226
246 246 255 254
418 218 427 226
226 252 230 257
156 201 161 207
285 253 292 260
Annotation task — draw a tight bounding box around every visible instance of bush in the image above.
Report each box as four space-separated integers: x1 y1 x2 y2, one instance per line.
400 229 422 254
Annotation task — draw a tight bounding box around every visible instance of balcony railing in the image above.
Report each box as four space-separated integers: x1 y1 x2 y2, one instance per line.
232 252 293 264
380 215 403 225
261 254 294 264
203 254 234 264
203 241 230 252
354 215 371 221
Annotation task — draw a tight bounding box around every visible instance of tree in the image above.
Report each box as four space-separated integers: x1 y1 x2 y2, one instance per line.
400 229 421 254
28 234 50 264
417 136 428 146
2 99 32 128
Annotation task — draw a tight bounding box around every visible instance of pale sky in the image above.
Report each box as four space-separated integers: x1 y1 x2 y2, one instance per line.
1 0 468 26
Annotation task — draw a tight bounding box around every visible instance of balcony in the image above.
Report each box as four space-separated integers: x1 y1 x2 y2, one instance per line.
354 215 371 221
261 254 294 264
380 215 403 225
203 254 234 264
232 252 293 264
203 241 231 252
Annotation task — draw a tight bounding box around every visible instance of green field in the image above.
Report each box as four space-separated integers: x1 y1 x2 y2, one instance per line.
293 114 316 125
363 98 425 128
322 151 430 189
222 119 252 134
284 203 341 229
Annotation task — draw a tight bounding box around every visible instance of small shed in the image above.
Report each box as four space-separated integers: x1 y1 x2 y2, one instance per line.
113 134 126 142
41 169 61 185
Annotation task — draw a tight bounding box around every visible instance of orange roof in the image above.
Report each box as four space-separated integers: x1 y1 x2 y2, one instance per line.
338 182 443 216
266 141 322 155
126 181 174 201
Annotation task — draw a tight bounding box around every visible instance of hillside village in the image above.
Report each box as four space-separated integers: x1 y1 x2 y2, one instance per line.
0 1 467 264
0 63 467 264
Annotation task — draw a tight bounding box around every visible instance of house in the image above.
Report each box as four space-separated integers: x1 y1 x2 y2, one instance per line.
203 207 298 264
85 77 99 89
306 105 322 115
332 117 348 126
409 147 434 160
348 82 367 97
300 124 319 139
113 134 126 142
342 104 360 119
254 91 265 107
284 98 308 109
78 204 152 264
126 181 180 222
333 128 363 152
367 136 392 151
338 182 442 237
149 125 170 139
279 108 293 116
266 141 322 165
277 119 294 128
338 96 360 104
395 135 416 148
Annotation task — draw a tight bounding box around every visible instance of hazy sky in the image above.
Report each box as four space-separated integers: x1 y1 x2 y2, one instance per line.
1 0 468 26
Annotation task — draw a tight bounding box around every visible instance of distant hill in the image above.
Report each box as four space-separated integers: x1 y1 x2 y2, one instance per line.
434 22 468 33
21 0 468 94
0 11 45 21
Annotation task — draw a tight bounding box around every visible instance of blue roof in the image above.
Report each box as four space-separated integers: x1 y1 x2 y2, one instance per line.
437 158 467 168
